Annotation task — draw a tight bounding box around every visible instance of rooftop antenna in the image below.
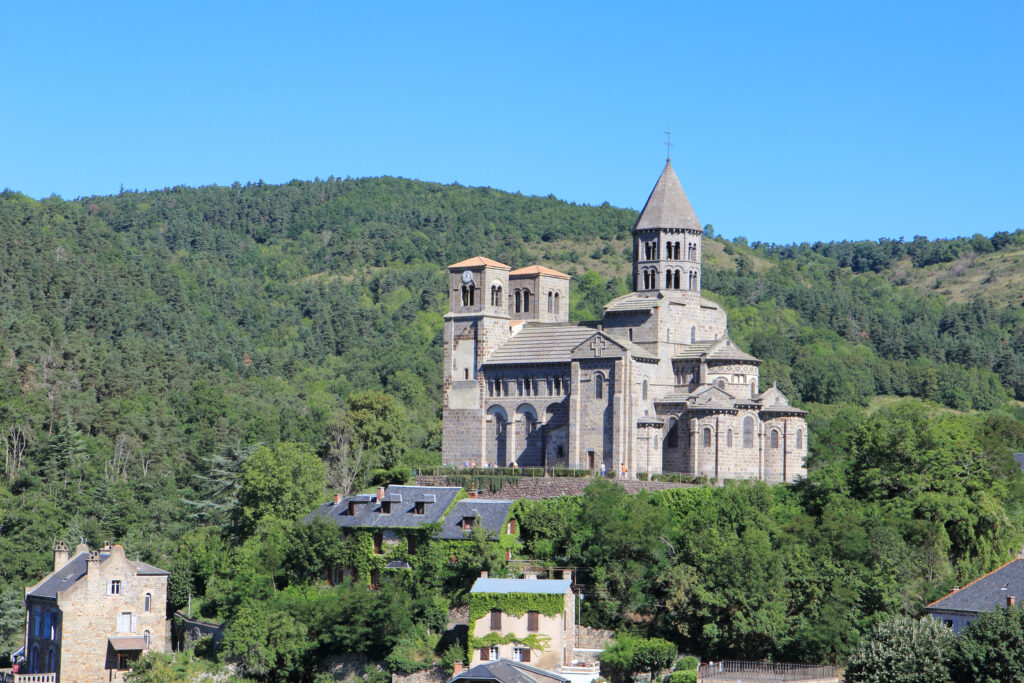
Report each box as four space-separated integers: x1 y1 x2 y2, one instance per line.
665 128 672 162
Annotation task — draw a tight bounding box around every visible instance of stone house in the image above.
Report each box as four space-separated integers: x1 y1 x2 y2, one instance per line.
468 576 576 672
441 160 807 482
17 541 168 683
926 556 1024 633
302 485 516 586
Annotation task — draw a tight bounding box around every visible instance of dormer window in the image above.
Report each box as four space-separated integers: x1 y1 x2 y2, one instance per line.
414 502 425 515
462 516 475 530
381 501 391 514
348 501 356 515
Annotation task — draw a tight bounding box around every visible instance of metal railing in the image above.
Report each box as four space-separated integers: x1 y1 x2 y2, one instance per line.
698 660 837 681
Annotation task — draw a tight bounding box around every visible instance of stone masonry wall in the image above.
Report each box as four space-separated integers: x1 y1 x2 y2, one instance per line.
415 475 695 500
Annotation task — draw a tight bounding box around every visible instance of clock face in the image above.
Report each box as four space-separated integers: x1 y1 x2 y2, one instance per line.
461 270 473 284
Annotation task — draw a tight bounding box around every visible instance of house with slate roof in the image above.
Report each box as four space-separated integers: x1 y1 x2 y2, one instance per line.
926 556 1024 633
441 161 807 482
303 485 515 586
15 541 168 682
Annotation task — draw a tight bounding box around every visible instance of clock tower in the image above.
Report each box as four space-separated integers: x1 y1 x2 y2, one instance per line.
442 256 512 462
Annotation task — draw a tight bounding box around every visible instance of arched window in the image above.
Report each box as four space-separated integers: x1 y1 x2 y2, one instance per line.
702 427 712 447
727 429 733 447
595 374 603 399
770 430 780 449
461 284 475 306
666 270 673 288
143 630 151 648
796 429 803 449
642 380 648 401
144 593 152 612
673 270 680 289
554 292 560 314
523 290 531 312
714 378 726 389
491 285 503 307
547 291 553 313
642 271 649 289
690 327 696 344
689 271 697 289
675 242 682 259
514 290 521 313
689 243 697 260
743 416 754 448
46 648 54 673
666 419 678 447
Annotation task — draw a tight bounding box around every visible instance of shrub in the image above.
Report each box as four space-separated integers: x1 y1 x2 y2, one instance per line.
846 616 953 683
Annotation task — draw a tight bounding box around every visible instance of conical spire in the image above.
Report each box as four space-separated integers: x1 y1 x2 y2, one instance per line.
633 160 702 232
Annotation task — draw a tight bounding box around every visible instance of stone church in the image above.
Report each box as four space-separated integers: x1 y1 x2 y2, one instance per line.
442 161 807 482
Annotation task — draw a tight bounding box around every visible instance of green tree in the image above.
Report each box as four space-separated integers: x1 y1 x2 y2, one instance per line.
845 616 953 683
949 607 1024 683
344 392 410 470
235 442 325 535
599 634 676 682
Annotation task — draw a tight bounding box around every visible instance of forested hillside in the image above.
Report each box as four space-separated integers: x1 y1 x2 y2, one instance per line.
1 177 1023 675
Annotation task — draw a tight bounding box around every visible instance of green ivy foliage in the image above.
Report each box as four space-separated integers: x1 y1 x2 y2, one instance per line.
467 591 566 650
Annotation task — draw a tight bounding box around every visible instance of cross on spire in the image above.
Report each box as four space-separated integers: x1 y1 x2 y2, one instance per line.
665 128 672 161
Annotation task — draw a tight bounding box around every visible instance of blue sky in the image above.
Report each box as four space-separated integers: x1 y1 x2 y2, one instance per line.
2 1 1020 244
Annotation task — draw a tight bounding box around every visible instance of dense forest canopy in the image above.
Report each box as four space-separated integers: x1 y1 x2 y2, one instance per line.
0 176 1022 677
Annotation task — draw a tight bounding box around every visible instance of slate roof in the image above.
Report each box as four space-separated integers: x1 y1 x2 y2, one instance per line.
601 332 659 361
927 558 1024 614
604 292 664 313
451 660 569 683
483 324 595 366
27 552 169 600
633 161 703 233
509 265 571 280
304 485 462 528
471 578 572 595
437 499 514 540
674 336 760 364
449 256 511 270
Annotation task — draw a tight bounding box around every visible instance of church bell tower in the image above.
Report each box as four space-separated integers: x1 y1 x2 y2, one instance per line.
632 160 704 295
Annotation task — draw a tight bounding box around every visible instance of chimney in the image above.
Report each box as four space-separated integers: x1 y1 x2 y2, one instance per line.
453 661 465 676
86 550 101 577
480 571 488 578
1009 596 1016 608
74 541 89 557
110 544 127 562
564 570 573 584
377 486 386 502
53 541 70 571
468 488 478 499
333 493 341 505
101 540 112 551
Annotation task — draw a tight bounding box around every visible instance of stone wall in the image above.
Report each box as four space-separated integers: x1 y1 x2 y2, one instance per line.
392 665 448 683
414 475 695 500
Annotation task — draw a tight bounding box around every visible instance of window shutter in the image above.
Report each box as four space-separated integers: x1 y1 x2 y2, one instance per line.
522 648 531 663
490 609 502 630
480 647 489 661
527 611 539 632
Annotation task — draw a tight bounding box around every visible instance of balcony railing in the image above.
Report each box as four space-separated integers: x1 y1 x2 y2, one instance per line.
0 673 58 683
698 660 838 681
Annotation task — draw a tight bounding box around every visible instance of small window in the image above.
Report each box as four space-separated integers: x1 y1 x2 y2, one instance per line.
770 430 779 449
414 502 425 515
547 291 553 313
463 516 475 530
407 535 417 555
944 619 954 628
595 375 603 399
666 420 678 448
796 429 803 449
523 290 531 313
727 429 733 448
373 532 383 555
370 569 380 590
642 379 648 401
527 611 539 632
144 593 152 612
514 646 531 662
515 290 522 313
507 519 517 535
489 646 500 661
702 427 712 448
464 368 469 380
690 327 696 344
490 609 502 630
554 292 560 314
381 501 391 514
143 630 151 648
116 612 132 633
743 416 754 448
109 580 121 595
